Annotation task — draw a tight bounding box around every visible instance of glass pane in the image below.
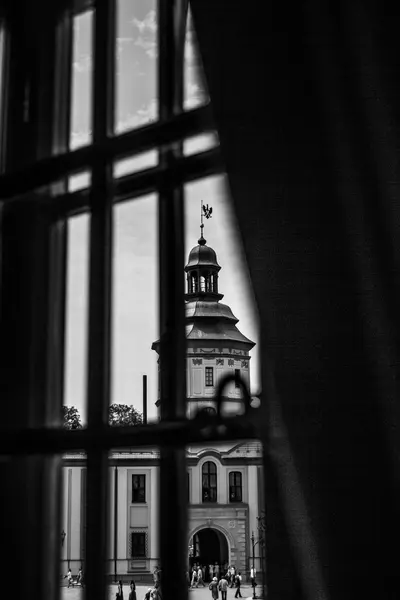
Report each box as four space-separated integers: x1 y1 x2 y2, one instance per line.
115 0 158 134
184 174 260 420
68 170 91 193
184 173 265 593
107 448 160 590
188 440 264 591
112 193 159 424
183 132 219 157
70 10 94 150
61 454 87 597
113 149 158 178
184 7 209 111
64 213 90 426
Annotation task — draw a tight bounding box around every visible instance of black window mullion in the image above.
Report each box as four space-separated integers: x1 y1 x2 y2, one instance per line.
85 2 115 600
158 3 188 600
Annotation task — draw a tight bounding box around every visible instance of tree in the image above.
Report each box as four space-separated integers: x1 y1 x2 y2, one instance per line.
62 404 143 429
63 406 82 430
109 404 143 427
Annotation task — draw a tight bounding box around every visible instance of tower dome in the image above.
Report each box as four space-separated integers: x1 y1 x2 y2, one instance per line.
185 235 220 270
185 236 222 300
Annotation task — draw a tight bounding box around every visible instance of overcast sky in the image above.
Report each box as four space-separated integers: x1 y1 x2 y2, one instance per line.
64 0 260 423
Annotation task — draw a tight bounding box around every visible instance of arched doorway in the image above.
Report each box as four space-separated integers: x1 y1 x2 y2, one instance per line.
190 528 229 580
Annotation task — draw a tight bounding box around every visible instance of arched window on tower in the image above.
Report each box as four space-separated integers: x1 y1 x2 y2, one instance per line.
213 274 218 293
229 471 243 502
190 272 198 293
205 271 211 292
202 461 217 502
200 274 206 292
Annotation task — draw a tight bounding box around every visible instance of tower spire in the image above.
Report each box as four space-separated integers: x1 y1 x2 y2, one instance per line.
199 200 213 245
200 199 204 241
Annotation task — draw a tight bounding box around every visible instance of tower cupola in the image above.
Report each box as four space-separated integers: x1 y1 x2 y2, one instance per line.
184 235 223 300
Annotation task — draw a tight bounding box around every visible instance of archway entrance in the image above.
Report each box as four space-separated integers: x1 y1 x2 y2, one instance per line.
190 528 229 581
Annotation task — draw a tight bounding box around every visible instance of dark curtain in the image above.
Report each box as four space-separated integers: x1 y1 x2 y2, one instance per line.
191 1 400 598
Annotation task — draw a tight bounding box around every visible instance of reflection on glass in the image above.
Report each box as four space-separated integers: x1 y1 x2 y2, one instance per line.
184 8 209 111
112 194 159 424
70 10 94 150
64 214 90 426
183 132 219 157
113 150 158 178
68 171 91 193
115 0 158 134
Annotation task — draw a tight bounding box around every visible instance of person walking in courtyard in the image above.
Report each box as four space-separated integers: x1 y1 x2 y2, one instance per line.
129 580 137 600
197 566 206 587
209 576 219 600
65 568 73 588
234 572 242 598
250 566 256 589
229 566 236 588
77 567 84 587
116 580 124 600
218 574 229 600
209 564 214 582
191 565 198 587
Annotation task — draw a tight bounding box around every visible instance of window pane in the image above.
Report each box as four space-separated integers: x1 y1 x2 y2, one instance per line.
64 213 90 426
183 132 219 157
115 0 158 134
108 450 159 581
184 174 260 419
68 170 92 193
70 10 93 150
113 150 158 178
112 194 159 424
61 453 87 593
184 7 209 111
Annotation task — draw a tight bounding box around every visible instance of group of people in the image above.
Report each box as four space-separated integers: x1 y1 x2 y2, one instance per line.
115 580 138 600
187 564 243 598
64 567 84 588
208 571 243 600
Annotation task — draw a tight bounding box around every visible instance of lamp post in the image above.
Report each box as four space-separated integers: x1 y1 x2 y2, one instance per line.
250 531 257 599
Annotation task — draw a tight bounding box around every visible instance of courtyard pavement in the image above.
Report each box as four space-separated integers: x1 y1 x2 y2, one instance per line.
60 583 263 600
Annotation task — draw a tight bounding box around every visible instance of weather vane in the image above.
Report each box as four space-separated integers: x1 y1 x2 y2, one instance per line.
200 199 213 238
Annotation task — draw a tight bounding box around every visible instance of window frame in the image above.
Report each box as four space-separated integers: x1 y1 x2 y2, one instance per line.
132 474 146 504
228 470 242 503
205 366 214 387
0 3 264 600
131 531 147 559
202 460 217 503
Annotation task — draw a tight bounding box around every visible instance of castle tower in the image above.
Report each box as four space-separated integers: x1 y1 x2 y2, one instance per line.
152 231 255 418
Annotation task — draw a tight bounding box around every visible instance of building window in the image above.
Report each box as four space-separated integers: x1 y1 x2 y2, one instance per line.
205 367 214 386
131 532 147 558
132 474 146 503
202 461 217 502
229 471 242 502
235 369 241 388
